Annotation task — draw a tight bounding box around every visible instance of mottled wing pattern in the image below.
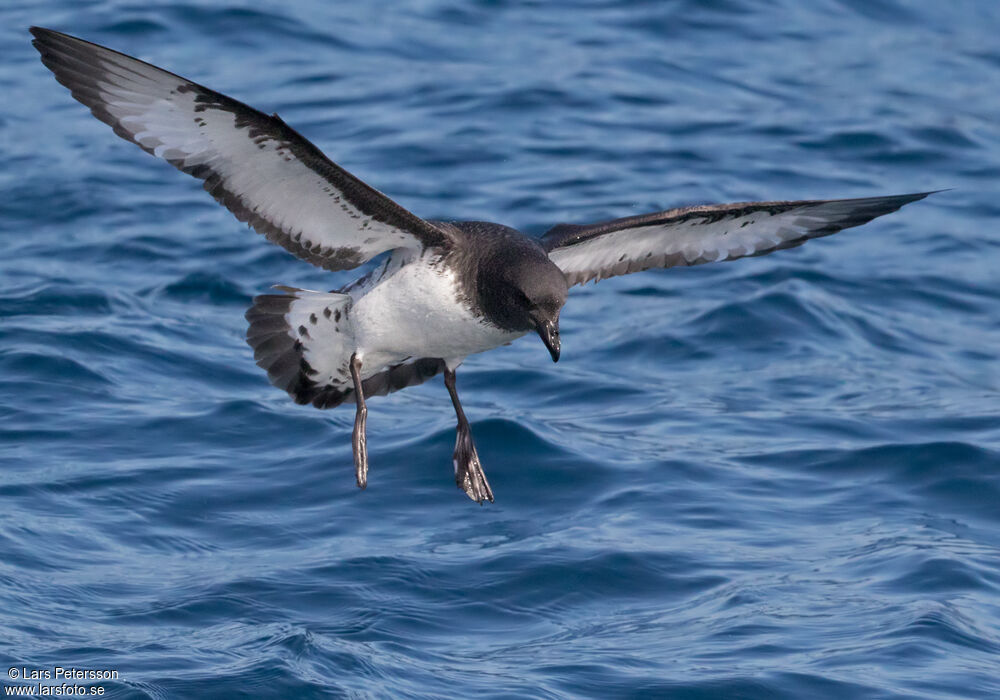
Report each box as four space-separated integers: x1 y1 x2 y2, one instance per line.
542 193 934 286
246 288 445 409
31 27 451 271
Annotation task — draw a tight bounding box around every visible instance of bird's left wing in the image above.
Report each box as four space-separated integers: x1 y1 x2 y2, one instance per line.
30 27 453 271
541 193 934 286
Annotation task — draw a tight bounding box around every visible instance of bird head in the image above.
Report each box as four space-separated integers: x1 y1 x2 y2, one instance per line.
525 283 565 363
479 251 568 362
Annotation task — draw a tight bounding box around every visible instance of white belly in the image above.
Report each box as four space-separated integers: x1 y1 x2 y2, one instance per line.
351 255 523 374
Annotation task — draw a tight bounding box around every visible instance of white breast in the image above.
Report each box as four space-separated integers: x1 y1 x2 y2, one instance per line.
350 255 522 374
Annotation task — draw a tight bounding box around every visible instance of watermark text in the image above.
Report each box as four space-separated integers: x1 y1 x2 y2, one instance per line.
6 667 118 696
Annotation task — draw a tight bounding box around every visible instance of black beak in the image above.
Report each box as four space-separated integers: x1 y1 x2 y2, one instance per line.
536 319 560 362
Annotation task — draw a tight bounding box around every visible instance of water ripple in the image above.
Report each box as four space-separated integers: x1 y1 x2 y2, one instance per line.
3 1 1000 698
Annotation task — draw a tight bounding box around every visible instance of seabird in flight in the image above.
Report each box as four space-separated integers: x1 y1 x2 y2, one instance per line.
31 27 935 503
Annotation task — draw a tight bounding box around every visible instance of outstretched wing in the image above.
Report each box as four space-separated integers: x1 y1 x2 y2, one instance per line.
30 27 452 270
542 193 935 286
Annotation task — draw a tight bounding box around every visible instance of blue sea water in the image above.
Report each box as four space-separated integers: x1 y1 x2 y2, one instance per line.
2 0 1000 697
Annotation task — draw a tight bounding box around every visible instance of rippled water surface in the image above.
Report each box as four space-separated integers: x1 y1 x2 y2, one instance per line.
3 1 1000 698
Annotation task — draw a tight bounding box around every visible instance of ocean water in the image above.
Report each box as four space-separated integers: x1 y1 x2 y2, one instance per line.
2 0 999 697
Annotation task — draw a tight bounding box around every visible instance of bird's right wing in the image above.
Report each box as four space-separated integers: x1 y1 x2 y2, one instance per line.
542 193 935 286
31 27 453 271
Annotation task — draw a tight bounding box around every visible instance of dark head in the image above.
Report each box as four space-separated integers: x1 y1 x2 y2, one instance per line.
504 253 568 363
461 223 569 362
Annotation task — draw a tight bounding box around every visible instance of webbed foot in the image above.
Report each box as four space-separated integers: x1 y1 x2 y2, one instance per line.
453 427 494 504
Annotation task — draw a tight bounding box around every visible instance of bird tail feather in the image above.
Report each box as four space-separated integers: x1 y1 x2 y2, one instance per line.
245 287 357 407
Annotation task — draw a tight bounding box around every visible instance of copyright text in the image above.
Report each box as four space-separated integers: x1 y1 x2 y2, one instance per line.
5 668 118 696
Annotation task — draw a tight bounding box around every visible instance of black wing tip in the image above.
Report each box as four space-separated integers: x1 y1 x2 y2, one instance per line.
30 26 79 51
905 188 949 197
821 189 944 212
30 26 60 54
868 189 946 205
898 188 949 205
30 26 108 47
829 189 943 225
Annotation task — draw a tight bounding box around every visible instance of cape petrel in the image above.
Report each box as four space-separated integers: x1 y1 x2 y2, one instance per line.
31 27 934 503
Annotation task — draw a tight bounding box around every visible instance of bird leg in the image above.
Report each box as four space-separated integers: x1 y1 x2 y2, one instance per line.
444 368 494 504
349 353 368 489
